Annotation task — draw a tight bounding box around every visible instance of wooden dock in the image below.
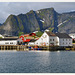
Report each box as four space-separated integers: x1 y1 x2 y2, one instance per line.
0 45 75 51
0 45 29 51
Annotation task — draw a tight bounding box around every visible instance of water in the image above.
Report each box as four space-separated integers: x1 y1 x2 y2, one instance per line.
0 51 75 73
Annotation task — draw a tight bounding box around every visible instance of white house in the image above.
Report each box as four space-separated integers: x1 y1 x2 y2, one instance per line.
0 38 18 45
69 33 75 39
55 33 72 46
35 31 72 46
35 31 58 46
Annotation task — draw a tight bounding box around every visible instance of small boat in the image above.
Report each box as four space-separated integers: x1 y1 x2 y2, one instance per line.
57 51 60 52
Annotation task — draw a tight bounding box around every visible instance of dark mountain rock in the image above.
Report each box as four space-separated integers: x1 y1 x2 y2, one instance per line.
0 8 75 36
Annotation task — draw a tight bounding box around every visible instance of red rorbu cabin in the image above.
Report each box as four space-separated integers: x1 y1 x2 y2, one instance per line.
29 33 36 36
19 35 31 42
19 33 36 43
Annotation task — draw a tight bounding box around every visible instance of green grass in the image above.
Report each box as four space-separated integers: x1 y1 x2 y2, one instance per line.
18 32 24 37
0 37 2 38
36 31 43 37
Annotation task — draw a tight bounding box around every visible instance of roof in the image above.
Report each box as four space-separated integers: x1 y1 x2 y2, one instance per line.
55 33 72 38
4 37 18 39
69 33 75 35
0 38 18 41
45 31 56 36
29 39 36 42
29 33 36 35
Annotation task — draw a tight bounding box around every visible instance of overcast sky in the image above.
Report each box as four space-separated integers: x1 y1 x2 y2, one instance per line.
0 2 75 23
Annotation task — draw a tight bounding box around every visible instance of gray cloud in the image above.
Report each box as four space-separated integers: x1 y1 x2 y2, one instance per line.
0 2 75 23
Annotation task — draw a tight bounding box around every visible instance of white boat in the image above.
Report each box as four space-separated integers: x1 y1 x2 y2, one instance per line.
57 51 60 52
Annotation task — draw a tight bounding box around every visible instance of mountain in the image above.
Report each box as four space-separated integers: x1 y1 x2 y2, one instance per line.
57 12 75 33
0 8 75 36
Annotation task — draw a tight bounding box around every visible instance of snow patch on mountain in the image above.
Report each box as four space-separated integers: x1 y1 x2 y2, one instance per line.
57 20 68 27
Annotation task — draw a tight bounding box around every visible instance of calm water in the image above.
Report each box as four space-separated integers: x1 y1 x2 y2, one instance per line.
0 51 75 73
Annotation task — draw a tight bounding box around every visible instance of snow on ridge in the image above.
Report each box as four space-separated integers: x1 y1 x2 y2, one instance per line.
33 31 38 33
36 11 39 13
40 20 44 23
57 20 68 27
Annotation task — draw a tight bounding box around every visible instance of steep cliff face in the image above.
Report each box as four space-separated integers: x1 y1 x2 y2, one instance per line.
0 8 75 36
57 12 75 33
0 15 20 35
34 8 58 32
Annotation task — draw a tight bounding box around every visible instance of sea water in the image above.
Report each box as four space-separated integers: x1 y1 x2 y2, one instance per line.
0 51 75 73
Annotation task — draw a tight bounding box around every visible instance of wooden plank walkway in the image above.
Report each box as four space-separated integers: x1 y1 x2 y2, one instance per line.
0 45 29 51
0 45 75 51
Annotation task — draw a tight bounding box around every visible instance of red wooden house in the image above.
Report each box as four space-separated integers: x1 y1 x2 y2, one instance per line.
19 36 31 42
29 33 36 36
19 33 36 43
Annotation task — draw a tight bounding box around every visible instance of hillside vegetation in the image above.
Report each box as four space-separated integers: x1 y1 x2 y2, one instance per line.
0 8 75 36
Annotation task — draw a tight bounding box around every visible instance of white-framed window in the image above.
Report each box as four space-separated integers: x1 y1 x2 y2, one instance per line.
50 39 52 41
10 42 13 44
5 42 9 44
45 35 47 38
47 43 48 44
53 39 54 41
43 35 47 38
69 39 71 41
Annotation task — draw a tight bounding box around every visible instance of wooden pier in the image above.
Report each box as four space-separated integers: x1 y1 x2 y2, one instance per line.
0 45 75 51
0 45 29 51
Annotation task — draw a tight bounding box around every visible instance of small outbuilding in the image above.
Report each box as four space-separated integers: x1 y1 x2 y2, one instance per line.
55 33 72 46
0 38 18 45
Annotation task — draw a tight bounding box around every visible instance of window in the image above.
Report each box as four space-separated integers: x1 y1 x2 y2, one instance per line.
69 39 71 41
47 43 48 44
53 39 54 41
63 42 64 44
10 42 13 44
5 42 9 44
66 39 67 41
50 39 52 41
45 35 47 38
43 35 47 38
63 39 64 41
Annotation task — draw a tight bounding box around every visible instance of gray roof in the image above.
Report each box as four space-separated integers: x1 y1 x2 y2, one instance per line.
45 31 56 36
55 33 72 38
0 38 18 40
30 39 36 42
